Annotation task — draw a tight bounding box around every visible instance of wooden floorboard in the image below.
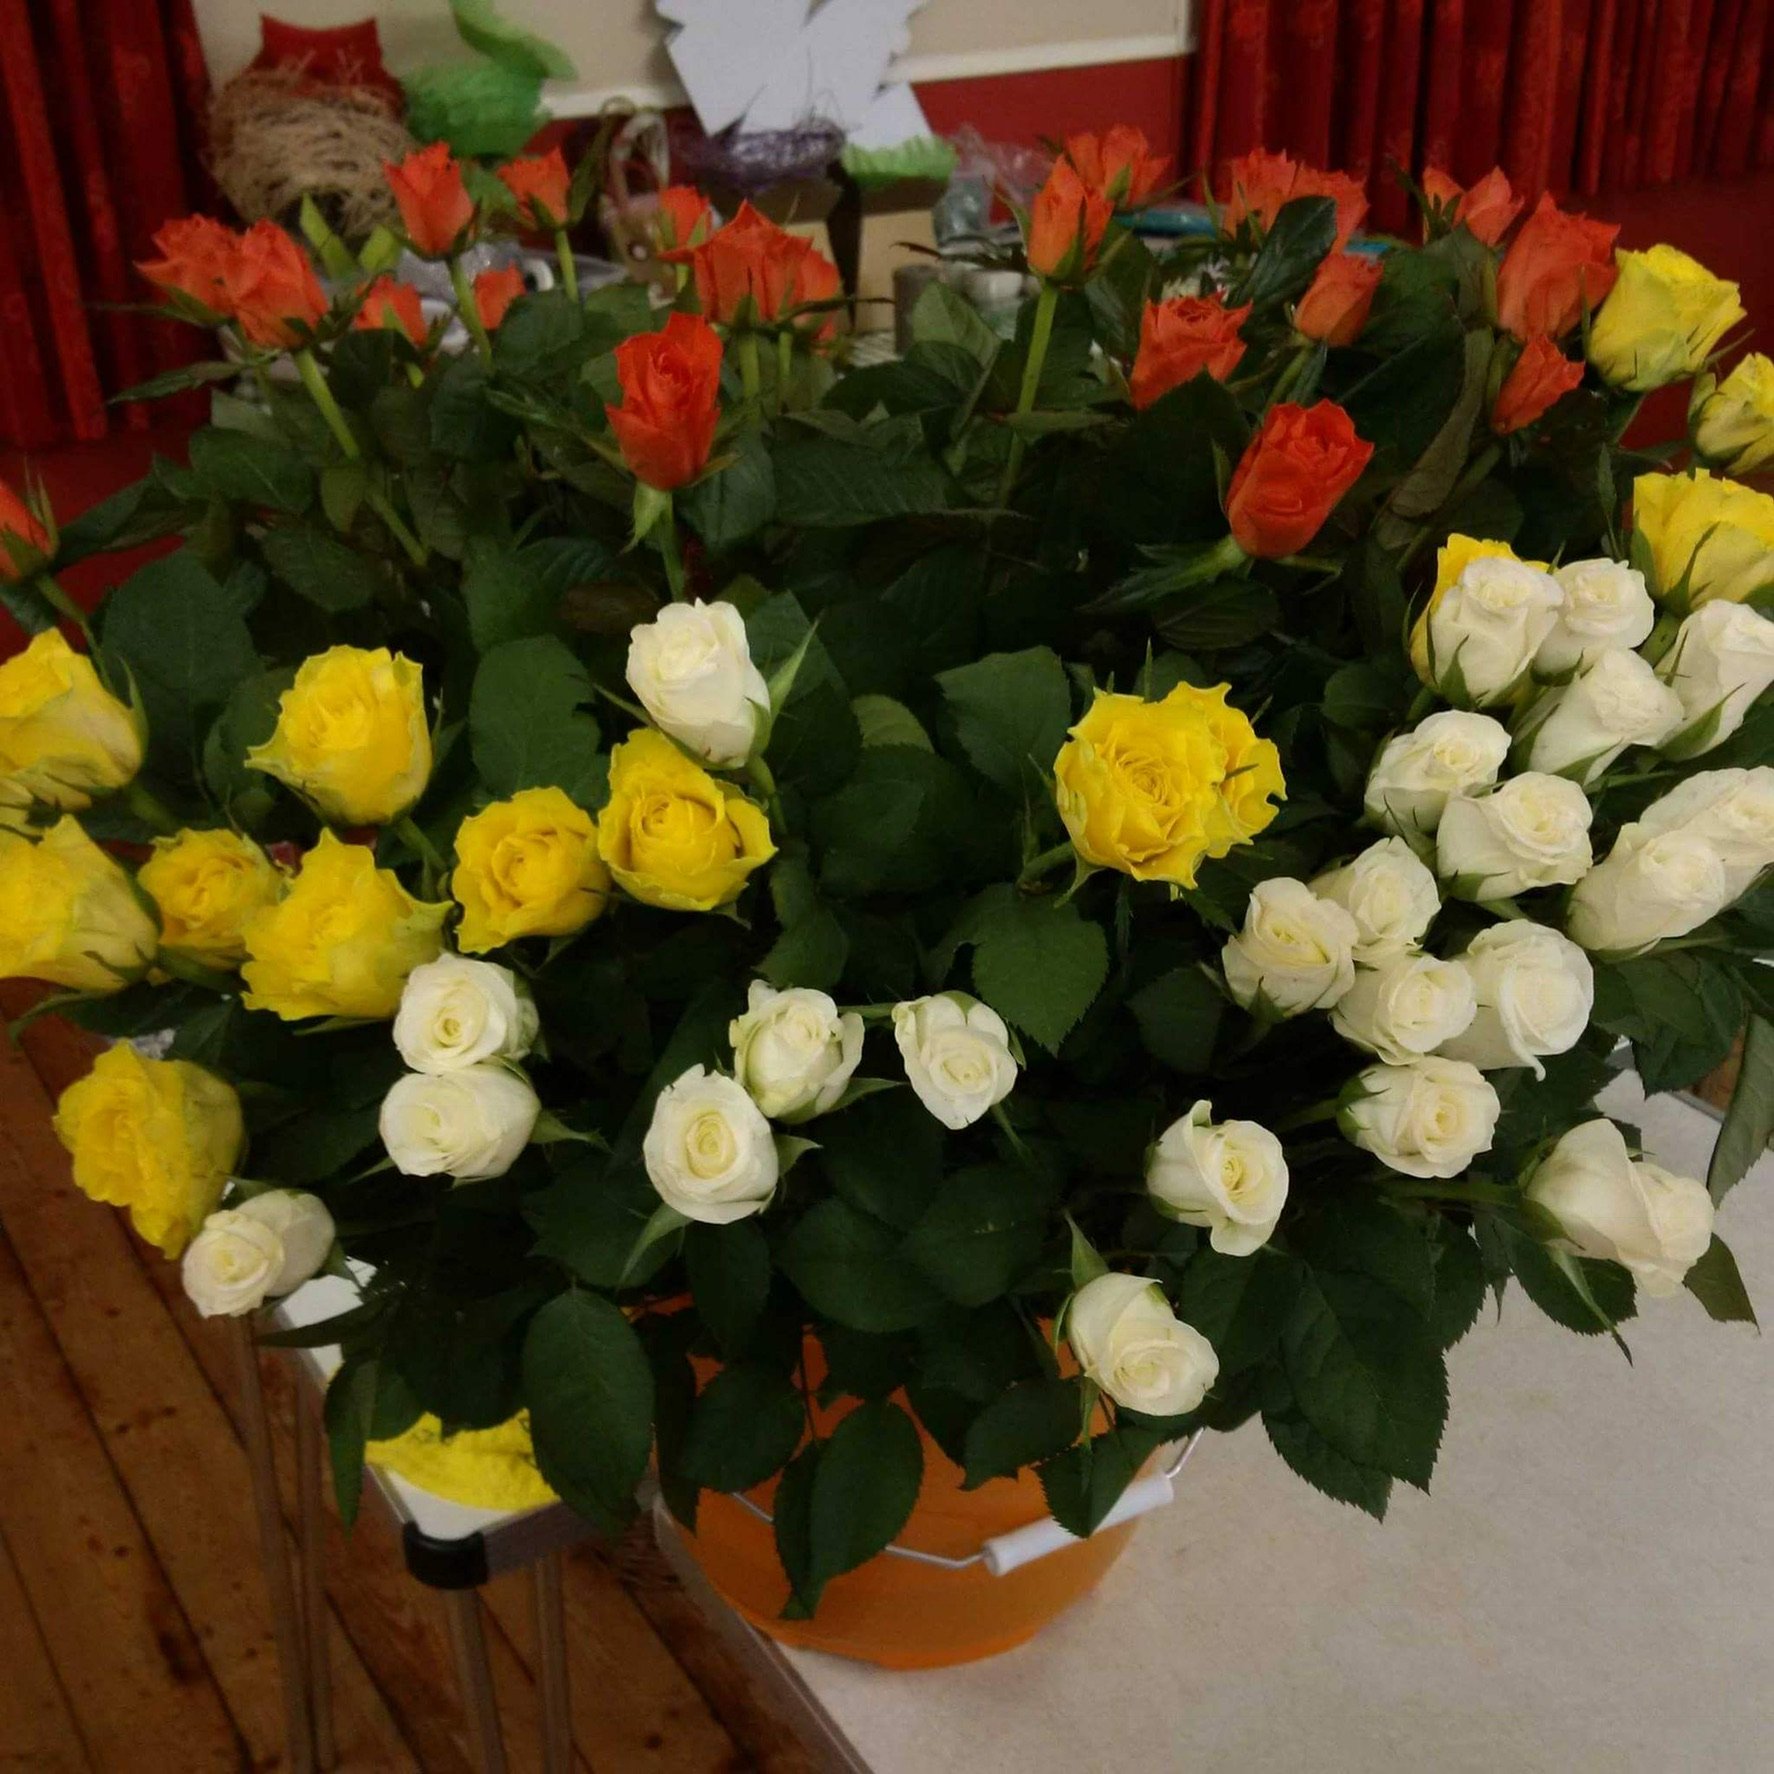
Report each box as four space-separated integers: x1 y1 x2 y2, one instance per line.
0 994 820 1773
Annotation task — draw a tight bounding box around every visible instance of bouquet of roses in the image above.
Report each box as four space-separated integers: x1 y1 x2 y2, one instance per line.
4 126 1773 1617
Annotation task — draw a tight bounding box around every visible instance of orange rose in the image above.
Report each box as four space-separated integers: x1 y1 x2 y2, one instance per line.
1421 166 1522 247
787 244 842 342
1025 157 1113 282
1064 125 1170 208
1293 251 1383 346
221 223 328 349
1129 293 1251 409
664 201 837 327
1225 400 1374 558
655 186 715 251
472 266 526 332
353 276 427 347
1490 334 1585 434
136 215 239 315
0 479 50 582
1496 193 1619 340
606 312 723 491
385 143 474 258
497 148 572 230
1222 150 1368 249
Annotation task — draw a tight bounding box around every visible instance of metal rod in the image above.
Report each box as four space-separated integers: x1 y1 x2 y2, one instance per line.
532 1552 573 1774
294 1383 336 1770
230 1315 315 1774
444 1590 508 1774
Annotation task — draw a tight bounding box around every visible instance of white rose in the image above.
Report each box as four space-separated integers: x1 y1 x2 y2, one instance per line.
642 1065 778 1223
625 599 770 768
393 955 539 1074
1340 1056 1500 1179
1525 1119 1714 1296
1221 878 1359 1016
729 980 863 1122
1364 711 1511 845
180 1190 334 1317
1536 558 1656 675
1066 1273 1219 1416
1437 922 1594 1078
1422 555 1564 704
1658 602 1774 757
1435 772 1594 901
1311 837 1440 963
1518 650 1682 785
1565 827 1731 955
1331 953 1477 1064
892 993 1018 1131
1146 1100 1289 1256
235 1189 336 1294
379 1063 541 1181
1635 766 1774 898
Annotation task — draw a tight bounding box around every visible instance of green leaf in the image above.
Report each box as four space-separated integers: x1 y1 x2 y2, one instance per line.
1292 1199 1437 1320
1483 1214 1637 1337
779 1197 946 1332
813 746 981 898
1155 578 1283 651
523 1290 654 1537
947 885 1110 1053
800 1401 924 1608
1429 1225 1487 1349
772 437 951 527
935 646 1071 796
189 428 314 514
1176 1248 1302 1373
323 1356 379 1528
469 635 603 805
463 537 556 652
815 1091 944 1229
902 1164 1053 1307
772 1443 822 1617
747 593 860 795
1038 1421 1164 1537
1709 1015 1774 1203
1234 196 1337 306
430 354 519 461
909 280 1000 368
680 429 776 552
110 359 242 404
685 1219 773 1357
961 1376 1084 1489
1684 1235 1758 1326
260 527 386 612
1281 1271 1448 1489
1262 1404 1391 1519
450 0 576 80
679 1363 805 1492
851 694 932 751
1127 966 1224 1074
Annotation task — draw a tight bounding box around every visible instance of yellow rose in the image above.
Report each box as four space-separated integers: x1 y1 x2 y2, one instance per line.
1053 683 1284 888
1633 469 1774 611
0 628 143 809
247 645 431 826
1692 353 1774 475
0 816 157 992
241 829 447 1020
53 1044 244 1258
597 728 775 913
138 828 286 966
453 785 612 952
1588 244 1744 392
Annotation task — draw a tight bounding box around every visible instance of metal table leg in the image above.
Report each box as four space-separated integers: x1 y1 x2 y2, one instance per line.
533 1551 572 1773
230 1316 315 1774
294 1385 336 1770
444 1589 508 1774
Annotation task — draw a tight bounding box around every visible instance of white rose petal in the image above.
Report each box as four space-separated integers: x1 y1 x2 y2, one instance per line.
642 1065 778 1223
1221 877 1360 1016
181 1210 284 1318
1147 1100 1289 1256
1311 837 1441 964
1425 555 1565 704
1525 1119 1714 1296
1364 711 1511 846
1536 558 1656 675
394 955 539 1074
234 1189 336 1295
625 599 769 768
1519 649 1683 785
892 993 1018 1130
1340 1056 1500 1179
730 980 863 1123
380 1063 541 1181
1565 827 1731 955
1435 772 1593 901
1437 922 1593 1078
1066 1273 1219 1416
1635 765 1774 897
1658 602 1774 758
1331 953 1477 1064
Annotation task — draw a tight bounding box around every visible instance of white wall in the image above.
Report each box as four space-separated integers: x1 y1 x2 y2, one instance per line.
191 0 1192 112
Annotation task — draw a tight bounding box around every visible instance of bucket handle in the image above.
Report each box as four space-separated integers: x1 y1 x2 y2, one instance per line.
722 1432 1204 1578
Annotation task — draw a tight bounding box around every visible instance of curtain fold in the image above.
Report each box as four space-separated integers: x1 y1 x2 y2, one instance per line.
1184 0 1774 220
0 0 210 450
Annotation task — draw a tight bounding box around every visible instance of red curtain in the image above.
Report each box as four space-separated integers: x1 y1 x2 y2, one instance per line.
0 0 211 450
1185 0 1774 233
